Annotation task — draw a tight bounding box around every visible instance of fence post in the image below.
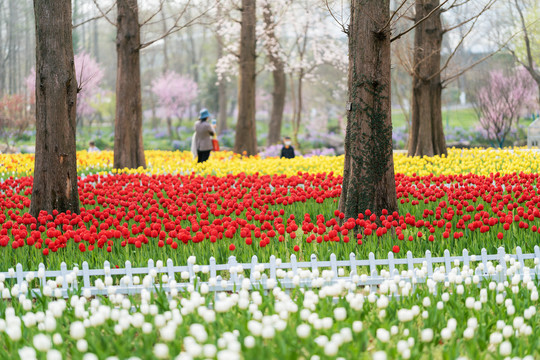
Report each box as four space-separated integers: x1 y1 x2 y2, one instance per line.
349 253 357 278
38 263 45 290
147 259 155 290
228 256 238 290
425 250 433 278
387 252 396 277
311 254 318 278
497 247 507 282
125 261 133 295
209 257 217 280
515 247 525 277
15 263 24 296
291 254 298 277
250 255 258 283
330 254 338 282
407 251 415 291
167 259 175 291
188 258 195 285
443 249 451 277
534 246 540 280
60 262 68 298
481 248 488 276
368 252 378 293
269 256 276 280
462 248 469 269
82 262 91 289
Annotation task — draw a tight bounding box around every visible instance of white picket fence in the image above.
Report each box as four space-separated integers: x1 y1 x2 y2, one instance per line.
1 246 540 298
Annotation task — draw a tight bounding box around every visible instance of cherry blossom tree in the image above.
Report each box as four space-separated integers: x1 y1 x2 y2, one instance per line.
216 0 347 149
26 52 104 125
284 0 347 148
474 68 537 148
151 71 199 139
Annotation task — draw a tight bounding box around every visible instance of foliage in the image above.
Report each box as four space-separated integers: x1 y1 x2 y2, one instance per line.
0 94 34 151
0 265 539 359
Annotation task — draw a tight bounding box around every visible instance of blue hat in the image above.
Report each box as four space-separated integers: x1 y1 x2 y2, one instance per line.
199 108 211 120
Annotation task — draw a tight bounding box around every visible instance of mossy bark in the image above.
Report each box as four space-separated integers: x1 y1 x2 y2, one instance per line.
31 0 79 217
234 0 258 156
407 0 447 157
114 0 146 169
263 3 286 146
338 0 397 219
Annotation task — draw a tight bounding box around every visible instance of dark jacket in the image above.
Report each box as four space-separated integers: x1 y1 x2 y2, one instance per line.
281 146 295 159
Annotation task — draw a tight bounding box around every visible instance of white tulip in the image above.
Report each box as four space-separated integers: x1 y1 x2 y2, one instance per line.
376 328 390 343
499 341 512 356
421 328 433 342
297 324 311 338
153 344 169 359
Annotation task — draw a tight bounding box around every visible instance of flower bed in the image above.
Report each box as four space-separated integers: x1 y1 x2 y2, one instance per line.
0 171 538 269
0 258 539 360
0 149 539 359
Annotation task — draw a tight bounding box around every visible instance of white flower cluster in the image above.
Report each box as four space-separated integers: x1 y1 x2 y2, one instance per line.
0 252 539 359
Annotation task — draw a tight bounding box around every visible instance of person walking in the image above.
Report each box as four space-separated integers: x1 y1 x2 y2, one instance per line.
194 108 215 163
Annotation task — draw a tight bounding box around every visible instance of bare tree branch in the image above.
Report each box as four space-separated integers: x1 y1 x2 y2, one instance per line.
139 0 166 27
443 0 471 12
429 1 493 81
442 30 521 85
442 0 495 34
391 0 451 42
92 0 117 27
73 2 116 29
382 0 412 31
324 0 348 34
139 0 217 50
513 0 537 76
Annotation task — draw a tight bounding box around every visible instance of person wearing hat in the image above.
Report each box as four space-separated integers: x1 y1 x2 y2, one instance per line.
194 108 215 163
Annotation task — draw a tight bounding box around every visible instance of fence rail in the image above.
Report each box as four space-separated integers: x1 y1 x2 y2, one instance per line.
1 246 540 298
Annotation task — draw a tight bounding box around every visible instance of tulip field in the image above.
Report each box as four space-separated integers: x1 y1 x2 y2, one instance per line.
1 148 540 359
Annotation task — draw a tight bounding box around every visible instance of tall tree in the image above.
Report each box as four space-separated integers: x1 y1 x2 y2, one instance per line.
114 0 146 169
339 0 397 219
215 3 228 136
262 0 286 145
509 0 540 105
30 0 79 217
234 0 258 155
408 0 446 157
403 0 495 157
93 0 213 169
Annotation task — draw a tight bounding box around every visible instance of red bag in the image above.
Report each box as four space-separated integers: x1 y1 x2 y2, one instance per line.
212 138 220 151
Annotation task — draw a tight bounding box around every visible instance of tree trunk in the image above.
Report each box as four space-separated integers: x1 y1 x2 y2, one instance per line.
292 72 304 149
217 79 227 135
268 66 286 145
407 0 446 157
338 0 397 219
234 0 257 155
263 3 286 145
0 3 4 94
93 7 99 62
161 10 169 72
166 117 174 139
216 19 228 135
8 1 17 94
289 73 296 132
114 0 146 169
30 0 79 218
